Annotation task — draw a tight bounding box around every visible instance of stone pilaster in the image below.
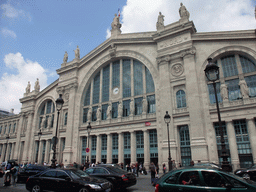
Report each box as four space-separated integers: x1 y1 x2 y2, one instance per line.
0 143 7 162
96 134 102 163
38 140 43 164
118 132 124 164
130 131 136 165
143 130 150 171
226 120 239 170
45 139 50 164
13 114 25 161
246 118 256 164
107 133 112 164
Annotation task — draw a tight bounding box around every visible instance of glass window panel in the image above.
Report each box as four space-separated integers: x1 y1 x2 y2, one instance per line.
84 84 91 106
134 60 143 96
102 135 107 151
135 97 143 115
102 65 110 102
123 59 131 98
112 133 118 150
101 104 108 120
0 126 2 134
245 75 256 97
226 79 241 101
40 104 45 115
46 100 52 114
149 129 157 148
147 95 156 113
146 67 155 93
124 132 131 149
179 125 191 166
112 102 118 118
13 123 16 133
221 55 238 78
92 106 98 121
8 124 11 133
136 131 144 149
112 61 120 88
176 90 186 108
240 55 256 74
83 108 88 123
93 72 100 104
207 83 222 104
92 136 97 151
123 100 130 117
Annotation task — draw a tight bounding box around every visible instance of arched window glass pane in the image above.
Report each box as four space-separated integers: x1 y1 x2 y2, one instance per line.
221 55 238 78
84 84 91 106
40 104 45 115
245 75 256 97
102 104 108 120
13 123 16 133
102 135 107 150
8 124 11 133
207 83 222 104
123 59 131 98
226 79 241 101
146 67 155 93
240 55 256 74
147 95 155 113
102 64 110 102
93 72 100 104
176 90 186 108
135 97 143 115
112 61 120 88
92 106 98 121
134 60 143 96
0 126 2 134
179 125 191 166
46 101 52 114
83 108 88 123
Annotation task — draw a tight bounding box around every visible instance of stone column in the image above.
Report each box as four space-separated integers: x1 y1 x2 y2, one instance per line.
0 143 7 162
182 49 208 162
143 130 150 171
45 140 50 164
10 143 15 160
6 143 10 161
37 140 43 164
118 132 124 164
130 131 136 165
96 135 102 163
13 114 25 161
226 120 239 170
88 136 91 163
107 133 112 164
247 118 256 164
23 112 35 162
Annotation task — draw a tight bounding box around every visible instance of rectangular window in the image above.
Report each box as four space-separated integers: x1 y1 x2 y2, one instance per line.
83 108 88 123
245 75 256 97
84 84 91 106
112 102 118 118
207 83 222 104
149 129 157 148
179 125 191 167
102 65 110 102
123 100 130 117
134 60 143 96
124 132 131 149
41 141 46 164
92 136 97 151
136 131 144 149
102 135 107 151
46 101 52 114
146 67 155 93
102 104 108 120
226 79 241 101
112 133 118 150
93 72 100 104
221 55 238 78
147 95 156 113
123 59 131 98
82 136 87 151
112 61 120 88
35 141 39 163
135 97 143 115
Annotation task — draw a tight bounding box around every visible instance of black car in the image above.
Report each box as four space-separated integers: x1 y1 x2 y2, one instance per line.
17 165 49 183
84 165 136 190
235 165 256 181
26 168 112 192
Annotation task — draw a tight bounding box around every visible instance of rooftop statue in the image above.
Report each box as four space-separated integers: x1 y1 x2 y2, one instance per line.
156 12 165 30
74 45 80 59
63 51 68 63
34 78 40 92
179 3 190 21
26 81 31 93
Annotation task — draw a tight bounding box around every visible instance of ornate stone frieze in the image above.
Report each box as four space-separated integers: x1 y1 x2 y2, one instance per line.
158 34 189 50
171 63 184 77
180 47 196 58
156 55 171 65
57 86 65 95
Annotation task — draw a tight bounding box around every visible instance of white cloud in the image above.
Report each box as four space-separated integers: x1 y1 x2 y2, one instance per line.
106 28 111 39
1 28 17 38
1 2 32 21
0 53 48 114
106 0 255 36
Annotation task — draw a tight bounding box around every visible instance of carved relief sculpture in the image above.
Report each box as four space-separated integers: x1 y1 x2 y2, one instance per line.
107 104 112 120
41 115 46 129
142 96 148 114
130 99 134 116
239 79 249 99
220 83 229 101
34 78 40 92
63 51 68 63
74 45 80 59
96 106 101 121
118 101 123 118
47 115 52 128
25 81 31 93
87 107 92 122
111 14 121 30
179 3 190 21
156 12 165 30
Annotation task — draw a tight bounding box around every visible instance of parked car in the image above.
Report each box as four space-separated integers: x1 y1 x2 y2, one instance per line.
84 165 137 190
234 165 256 181
17 165 49 183
26 168 112 192
155 167 256 192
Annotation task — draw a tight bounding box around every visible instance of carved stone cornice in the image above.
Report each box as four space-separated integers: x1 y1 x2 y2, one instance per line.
109 43 117 58
180 46 196 58
156 55 171 65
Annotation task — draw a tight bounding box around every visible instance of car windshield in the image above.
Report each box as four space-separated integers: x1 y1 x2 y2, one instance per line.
70 169 90 179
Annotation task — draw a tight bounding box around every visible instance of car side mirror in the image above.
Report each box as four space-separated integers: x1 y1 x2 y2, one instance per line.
65 177 71 182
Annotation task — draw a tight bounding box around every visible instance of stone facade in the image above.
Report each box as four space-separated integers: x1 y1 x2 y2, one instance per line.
1 9 256 172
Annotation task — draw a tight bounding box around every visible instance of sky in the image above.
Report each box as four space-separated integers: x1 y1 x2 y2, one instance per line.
0 0 255 114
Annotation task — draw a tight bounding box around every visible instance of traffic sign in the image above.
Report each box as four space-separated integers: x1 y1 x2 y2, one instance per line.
86 148 90 153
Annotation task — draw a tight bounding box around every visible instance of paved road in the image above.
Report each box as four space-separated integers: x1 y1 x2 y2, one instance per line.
0 173 156 192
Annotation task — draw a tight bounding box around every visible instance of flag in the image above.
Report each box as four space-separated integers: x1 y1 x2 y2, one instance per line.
118 8 120 17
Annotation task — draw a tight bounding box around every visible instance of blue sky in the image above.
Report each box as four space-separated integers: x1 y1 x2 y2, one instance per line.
1 0 256 113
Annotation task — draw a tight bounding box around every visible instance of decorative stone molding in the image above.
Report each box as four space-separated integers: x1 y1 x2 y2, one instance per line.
109 43 116 58
156 55 171 65
158 34 189 50
171 63 184 77
57 86 65 95
180 47 196 58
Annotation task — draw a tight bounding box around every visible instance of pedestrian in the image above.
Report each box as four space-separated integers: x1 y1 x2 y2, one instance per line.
190 160 194 166
4 161 13 186
172 160 177 169
135 162 139 177
163 163 166 174
149 162 156 185
179 163 182 167
11 163 19 186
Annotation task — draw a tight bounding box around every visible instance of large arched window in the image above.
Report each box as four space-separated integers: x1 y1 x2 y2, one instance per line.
179 125 191 166
82 59 155 122
38 100 55 129
207 54 256 104
0 125 2 134
176 90 186 108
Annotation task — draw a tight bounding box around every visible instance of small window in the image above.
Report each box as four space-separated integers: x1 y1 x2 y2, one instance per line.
179 171 200 186
176 90 186 108
202 171 227 187
165 171 181 184
220 173 247 188
85 168 94 174
56 171 69 179
40 170 56 178
94 168 108 174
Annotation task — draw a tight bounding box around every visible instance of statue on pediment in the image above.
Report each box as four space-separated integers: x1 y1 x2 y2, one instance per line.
239 79 249 99
179 3 190 21
118 101 123 118
220 83 228 101
96 106 101 121
63 51 68 63
74 46 80 59
156 12 165 30
34 78 40 92
107 104 112 120
26 81 31 93
87 107 92 122
130 99 134 115
142 96 148 114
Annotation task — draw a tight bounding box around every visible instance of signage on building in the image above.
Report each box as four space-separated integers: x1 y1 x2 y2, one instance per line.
86 148 90 153
145 122 151 126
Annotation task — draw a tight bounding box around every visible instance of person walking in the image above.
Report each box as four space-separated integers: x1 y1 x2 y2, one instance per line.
149 162 156 185
11 163 19 186
163 163 166 174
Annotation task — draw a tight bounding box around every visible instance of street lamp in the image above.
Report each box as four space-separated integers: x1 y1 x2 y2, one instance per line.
51 94 64 168
86 123 92 163
204 58 232 172
36 129 42 163
3 133 10 162
164 111 172 172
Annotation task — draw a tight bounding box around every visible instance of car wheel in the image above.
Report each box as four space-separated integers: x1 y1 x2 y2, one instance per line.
78 187 89 192
242 173 250 180
31 184 41 192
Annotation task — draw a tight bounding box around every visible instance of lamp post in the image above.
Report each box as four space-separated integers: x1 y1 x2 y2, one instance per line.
164 111 172 172
36 129 42 164
86 123 92 163
204 58 232 172
3 133 10 162
51 94 64 168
